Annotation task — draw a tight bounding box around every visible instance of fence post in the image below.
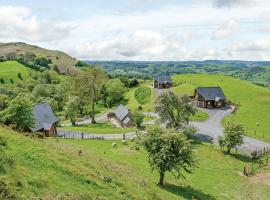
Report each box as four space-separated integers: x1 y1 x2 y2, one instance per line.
123 133 126 140
81 133 84 139
64 133 65 139
73 134 74 139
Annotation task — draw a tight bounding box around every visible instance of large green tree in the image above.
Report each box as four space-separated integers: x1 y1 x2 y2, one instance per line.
155 91 196 129
76 67 107 123
222 123 245 154
142 126 196 185
1 96 35 131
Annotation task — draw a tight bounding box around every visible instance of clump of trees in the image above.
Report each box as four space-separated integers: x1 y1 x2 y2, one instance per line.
142 126 196 185
0 96 35 132
134 86 151 105
155 91 196 130
218 123 245 154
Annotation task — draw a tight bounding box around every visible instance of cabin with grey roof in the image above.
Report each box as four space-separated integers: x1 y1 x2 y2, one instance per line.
30 102 59 136
194 87 227 109
107 104 133 128
153 75 172 89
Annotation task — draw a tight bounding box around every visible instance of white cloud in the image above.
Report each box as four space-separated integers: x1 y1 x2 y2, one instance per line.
213 0 261 8
0 6 73 42
212 19 238 39
70 29 194 60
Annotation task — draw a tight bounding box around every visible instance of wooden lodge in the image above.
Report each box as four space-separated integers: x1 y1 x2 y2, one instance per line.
107 104 133 128
30 103 59 137
194 87 226 109
153 75 172 89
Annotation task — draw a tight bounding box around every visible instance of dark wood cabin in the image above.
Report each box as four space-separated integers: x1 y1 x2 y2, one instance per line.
107 104 133 128
153 75 172 89
30 103 59 137
194 87 226 109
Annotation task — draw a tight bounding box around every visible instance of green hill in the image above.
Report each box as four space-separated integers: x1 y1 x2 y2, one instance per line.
0 61 32 84
172 74 270 142
1 127 269 200
0 42 80 75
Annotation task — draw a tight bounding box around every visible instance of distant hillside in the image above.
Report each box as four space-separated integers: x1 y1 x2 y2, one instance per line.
0 42 80 75
86 60 270 87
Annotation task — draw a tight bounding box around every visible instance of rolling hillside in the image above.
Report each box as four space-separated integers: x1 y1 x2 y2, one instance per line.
0 42 80 75
0 61 32 83
1 127 269 200
172 74 270 142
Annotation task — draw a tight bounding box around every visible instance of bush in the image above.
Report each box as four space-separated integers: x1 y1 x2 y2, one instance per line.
134 86 151 105
32 132 45 139
0 137 7 147
132 111 144 128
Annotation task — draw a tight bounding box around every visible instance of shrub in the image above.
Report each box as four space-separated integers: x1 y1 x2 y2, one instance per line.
134 86 151 105
32 132 45 139
132 111 144 128
0 137 7 147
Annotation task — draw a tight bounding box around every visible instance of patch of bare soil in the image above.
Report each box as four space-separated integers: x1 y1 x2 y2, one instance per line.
249 172 270 186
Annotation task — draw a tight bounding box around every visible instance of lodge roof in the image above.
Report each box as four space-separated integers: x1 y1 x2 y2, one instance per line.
196 87 226 101
114 104 129 121
30 103 58 132
153 75 172 84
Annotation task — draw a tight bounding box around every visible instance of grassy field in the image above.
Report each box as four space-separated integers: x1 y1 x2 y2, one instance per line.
125 83 156 112
172 74 270 142
1 127 270 199
0 61 31 83
59 123 138 134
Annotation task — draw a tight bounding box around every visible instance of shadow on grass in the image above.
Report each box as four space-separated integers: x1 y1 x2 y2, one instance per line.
162 183 216 200
229 153 255 163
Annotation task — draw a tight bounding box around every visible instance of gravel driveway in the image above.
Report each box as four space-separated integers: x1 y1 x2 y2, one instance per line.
191 107 270 154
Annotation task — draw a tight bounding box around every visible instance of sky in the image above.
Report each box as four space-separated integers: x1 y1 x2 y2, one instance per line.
1 0 270 61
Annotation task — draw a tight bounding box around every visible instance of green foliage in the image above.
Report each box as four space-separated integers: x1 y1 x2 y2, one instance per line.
155 91 196 130
129 78 139 87
17 73 22 80
75 61 88 68
118 76 130 87
132 111 144 128
0 78 4 84
103 79 126 108
142 126 196 185
134 86 151 105
75 67 107 123
222 123 245 154
64 97 81 126
1 96 35 131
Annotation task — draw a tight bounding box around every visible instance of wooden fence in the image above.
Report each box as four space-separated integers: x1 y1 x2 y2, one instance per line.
243 156 269 176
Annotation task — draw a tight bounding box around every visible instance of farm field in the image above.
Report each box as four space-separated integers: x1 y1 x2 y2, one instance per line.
0 61 31 83
125 83 156 112
1 127 269 200
172 74 270 142
59 123 138 134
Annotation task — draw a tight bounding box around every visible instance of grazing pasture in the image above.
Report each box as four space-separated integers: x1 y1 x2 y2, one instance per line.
172 74 270 142
0 61 31 83
1 127 269 199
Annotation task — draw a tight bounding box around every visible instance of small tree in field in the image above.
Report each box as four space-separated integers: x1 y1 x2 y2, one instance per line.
132 110 144 128
142 126 196 185
64 97 81 126
222 123 245 154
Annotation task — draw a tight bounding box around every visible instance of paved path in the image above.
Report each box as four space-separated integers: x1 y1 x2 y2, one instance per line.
191 107 270 154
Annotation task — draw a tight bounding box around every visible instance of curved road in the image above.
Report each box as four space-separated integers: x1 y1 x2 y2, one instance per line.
191 107 270 154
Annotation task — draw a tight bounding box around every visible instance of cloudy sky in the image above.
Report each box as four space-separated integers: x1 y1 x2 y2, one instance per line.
1 0 270 60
